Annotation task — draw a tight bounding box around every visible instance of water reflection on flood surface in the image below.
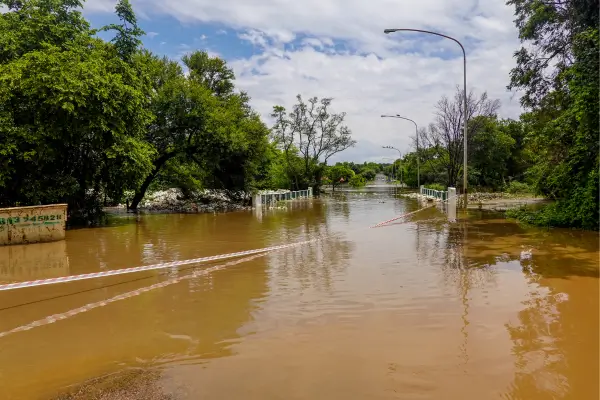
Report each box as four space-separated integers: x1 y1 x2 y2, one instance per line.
0 190 597 400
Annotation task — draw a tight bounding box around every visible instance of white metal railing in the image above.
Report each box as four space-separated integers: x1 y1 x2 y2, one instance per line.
419 185 448 201
253 188 313 207
419 186 457 222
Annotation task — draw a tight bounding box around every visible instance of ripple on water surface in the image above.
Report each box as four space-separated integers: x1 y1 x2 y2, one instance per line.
0 190 597 400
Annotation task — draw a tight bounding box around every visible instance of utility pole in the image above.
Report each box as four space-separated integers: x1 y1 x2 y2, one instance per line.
384 28 468 207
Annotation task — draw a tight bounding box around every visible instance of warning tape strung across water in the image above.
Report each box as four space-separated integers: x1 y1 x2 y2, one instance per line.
0 198 455 338
0 253 269 339
0 197 450 293
378 217 448 227
370 199 448 228
0 239 320 292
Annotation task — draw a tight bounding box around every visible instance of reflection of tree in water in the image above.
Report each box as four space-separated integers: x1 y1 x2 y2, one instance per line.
415 218 500 370
265 199 354 293
416 215 598 399
325 192 351 221
498 232 599 399
67 212 270 273
503 278 569 399
414 217 501 295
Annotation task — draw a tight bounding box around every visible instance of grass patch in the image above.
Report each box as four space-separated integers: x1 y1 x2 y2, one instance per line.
506 198 599 231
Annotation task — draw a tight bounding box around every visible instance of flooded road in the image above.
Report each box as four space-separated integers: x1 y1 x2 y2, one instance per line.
0 188 598 399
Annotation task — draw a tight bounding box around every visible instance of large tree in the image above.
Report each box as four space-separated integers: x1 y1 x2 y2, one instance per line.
128 50 270 209
469 116 516 190
507 0 599 229
271 95 356 191
326 164 354 192
418 87 500 188
0 0 154 223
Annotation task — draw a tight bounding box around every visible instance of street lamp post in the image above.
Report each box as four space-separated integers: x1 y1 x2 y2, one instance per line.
384 28 468 208
382 146 403 187
381 115 420 189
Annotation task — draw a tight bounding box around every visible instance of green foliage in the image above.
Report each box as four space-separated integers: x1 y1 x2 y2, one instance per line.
100 0 144 61
508 168 599 231
0 0 154 224
0 0 273 223
271 95 355 192
506 171 598 230
505 0 599 230
503 181 533 195
326 165 354 191
469 116 515 190
125 50 271 208
418 88 501 188
253 144 293 190
506 0 597 109
339 161 381 176
360 169 377 181
150 156 205 196
348 174 367 188
182 51 235 98
1 0 595 233
324 162 377 189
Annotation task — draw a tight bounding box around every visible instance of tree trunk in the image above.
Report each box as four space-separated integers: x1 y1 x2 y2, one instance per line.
129 153 175 210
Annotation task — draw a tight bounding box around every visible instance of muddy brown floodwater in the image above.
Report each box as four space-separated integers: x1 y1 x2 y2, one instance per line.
0 188 598 400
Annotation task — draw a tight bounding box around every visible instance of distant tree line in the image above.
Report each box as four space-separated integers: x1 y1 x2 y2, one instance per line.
320 162 381 190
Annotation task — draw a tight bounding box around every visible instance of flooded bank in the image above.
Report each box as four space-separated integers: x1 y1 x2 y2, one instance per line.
0 189 597 399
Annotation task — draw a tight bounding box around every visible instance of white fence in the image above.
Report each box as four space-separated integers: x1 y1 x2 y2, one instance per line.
420 185 448 201
253 188 313 207
419 186 458 222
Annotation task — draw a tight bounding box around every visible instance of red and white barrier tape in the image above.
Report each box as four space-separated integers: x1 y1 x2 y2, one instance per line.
0 197 451 293
370 199 447 228
0 238 319 292
0 253 268 339
0 198 456 338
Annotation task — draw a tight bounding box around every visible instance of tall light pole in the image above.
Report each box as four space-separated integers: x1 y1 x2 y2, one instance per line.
381 114 420 189
382 145 403 186
384 28 468 208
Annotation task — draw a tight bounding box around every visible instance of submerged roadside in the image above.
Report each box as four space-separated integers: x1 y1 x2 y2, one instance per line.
54 369 174 400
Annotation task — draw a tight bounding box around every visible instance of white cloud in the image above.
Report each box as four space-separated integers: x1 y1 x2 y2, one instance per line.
85 0 523 162
238 30 269 48
83 0 116 13
229 41 522 162
146 31 159 38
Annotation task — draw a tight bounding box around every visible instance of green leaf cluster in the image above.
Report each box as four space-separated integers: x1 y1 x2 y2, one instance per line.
505 0 599 230
0 0 272 223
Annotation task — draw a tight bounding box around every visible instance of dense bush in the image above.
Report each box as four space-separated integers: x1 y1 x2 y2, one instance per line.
503 181 533 195
348 175 367 188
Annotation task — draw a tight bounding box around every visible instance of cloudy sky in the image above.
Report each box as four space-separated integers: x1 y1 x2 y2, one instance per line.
84 0 523 163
